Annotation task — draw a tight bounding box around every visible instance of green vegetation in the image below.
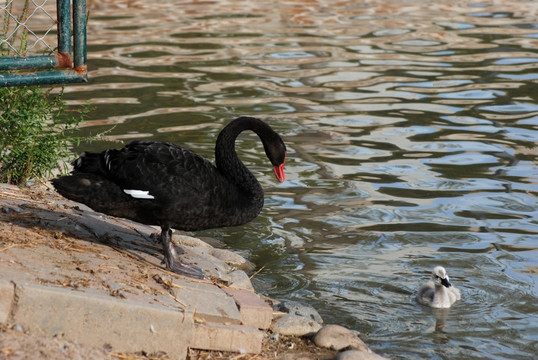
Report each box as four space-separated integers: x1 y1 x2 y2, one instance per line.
1 0 89 186
0 86 88 185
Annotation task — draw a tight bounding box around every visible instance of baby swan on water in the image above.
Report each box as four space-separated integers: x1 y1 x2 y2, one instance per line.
416 266 461 308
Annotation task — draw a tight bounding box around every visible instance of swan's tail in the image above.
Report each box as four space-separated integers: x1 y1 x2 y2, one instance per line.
52 150 114 205
72 151 110 177
51 173 131 215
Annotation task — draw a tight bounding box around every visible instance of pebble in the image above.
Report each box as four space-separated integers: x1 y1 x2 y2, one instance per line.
313 324 367 351
11 324 24 333
335 349 390 360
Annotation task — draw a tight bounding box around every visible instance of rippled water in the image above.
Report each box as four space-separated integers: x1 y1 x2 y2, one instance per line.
62 0 537 358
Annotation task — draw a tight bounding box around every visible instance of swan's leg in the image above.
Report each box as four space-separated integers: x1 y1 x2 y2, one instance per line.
161 227 205 279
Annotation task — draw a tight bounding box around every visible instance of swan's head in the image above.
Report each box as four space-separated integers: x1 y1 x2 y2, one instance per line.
262 130 286 183
432 266 452 288
228 116 287 182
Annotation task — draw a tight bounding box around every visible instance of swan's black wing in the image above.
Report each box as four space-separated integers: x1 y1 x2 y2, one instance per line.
98 141 253 229
54 140 263 230
100 141 226 203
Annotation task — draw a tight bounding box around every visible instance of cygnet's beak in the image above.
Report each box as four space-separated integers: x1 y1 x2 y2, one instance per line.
441 277 452 288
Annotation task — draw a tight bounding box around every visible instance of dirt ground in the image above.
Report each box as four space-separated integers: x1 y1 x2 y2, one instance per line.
0 326 334 360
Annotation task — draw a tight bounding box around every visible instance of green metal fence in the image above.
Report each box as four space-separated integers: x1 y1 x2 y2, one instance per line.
0 0 87 87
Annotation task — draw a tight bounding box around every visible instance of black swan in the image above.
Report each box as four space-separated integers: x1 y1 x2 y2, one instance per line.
52 117 287 279
416 266 461 308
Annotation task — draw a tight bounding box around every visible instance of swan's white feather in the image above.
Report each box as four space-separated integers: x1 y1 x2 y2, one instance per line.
123 189 155 199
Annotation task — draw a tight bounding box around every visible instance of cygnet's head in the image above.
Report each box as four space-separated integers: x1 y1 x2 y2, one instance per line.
432 266 452 288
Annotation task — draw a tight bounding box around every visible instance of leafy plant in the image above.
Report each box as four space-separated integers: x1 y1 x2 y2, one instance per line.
1 0 90 185
0 86 88 185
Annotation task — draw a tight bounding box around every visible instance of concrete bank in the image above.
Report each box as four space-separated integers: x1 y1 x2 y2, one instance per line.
0 183 386 359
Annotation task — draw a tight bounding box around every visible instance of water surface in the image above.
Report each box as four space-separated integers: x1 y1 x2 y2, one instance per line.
63 0 537 358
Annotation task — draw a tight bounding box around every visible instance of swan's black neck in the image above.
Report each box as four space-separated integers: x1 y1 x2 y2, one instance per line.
215 117 273 195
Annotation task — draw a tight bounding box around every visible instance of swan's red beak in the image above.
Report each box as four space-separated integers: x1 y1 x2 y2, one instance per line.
273 163 285 182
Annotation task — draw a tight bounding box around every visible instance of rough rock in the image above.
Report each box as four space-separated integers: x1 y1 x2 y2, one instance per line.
313 324 368 351
276 300 324 325
173 234 255 270
271 300 324 336
271 314 323 336
172 233 213 248
225 269 255 290
210 248 255 271
335 349 390 360
177 244 231 279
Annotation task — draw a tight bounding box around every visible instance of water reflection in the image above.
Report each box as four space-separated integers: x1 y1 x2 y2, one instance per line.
60 0 538 359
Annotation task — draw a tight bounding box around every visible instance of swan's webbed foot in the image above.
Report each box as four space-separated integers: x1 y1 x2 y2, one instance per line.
165 256 205 279
160 228 205 279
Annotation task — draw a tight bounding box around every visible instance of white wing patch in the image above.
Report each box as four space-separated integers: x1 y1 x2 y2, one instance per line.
123 189 155 199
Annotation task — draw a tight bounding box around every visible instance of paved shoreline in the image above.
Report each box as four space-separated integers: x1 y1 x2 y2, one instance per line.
0 183 385 359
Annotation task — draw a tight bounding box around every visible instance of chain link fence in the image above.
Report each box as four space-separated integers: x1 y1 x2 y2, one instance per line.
1 0 57 56
0 0 87 86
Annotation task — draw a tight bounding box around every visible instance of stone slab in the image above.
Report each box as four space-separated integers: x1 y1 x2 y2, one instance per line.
226 270 255 290
191 322 263 354
171 279 242 325
12 282 193 359
223 288 273 329
0 184 266 357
